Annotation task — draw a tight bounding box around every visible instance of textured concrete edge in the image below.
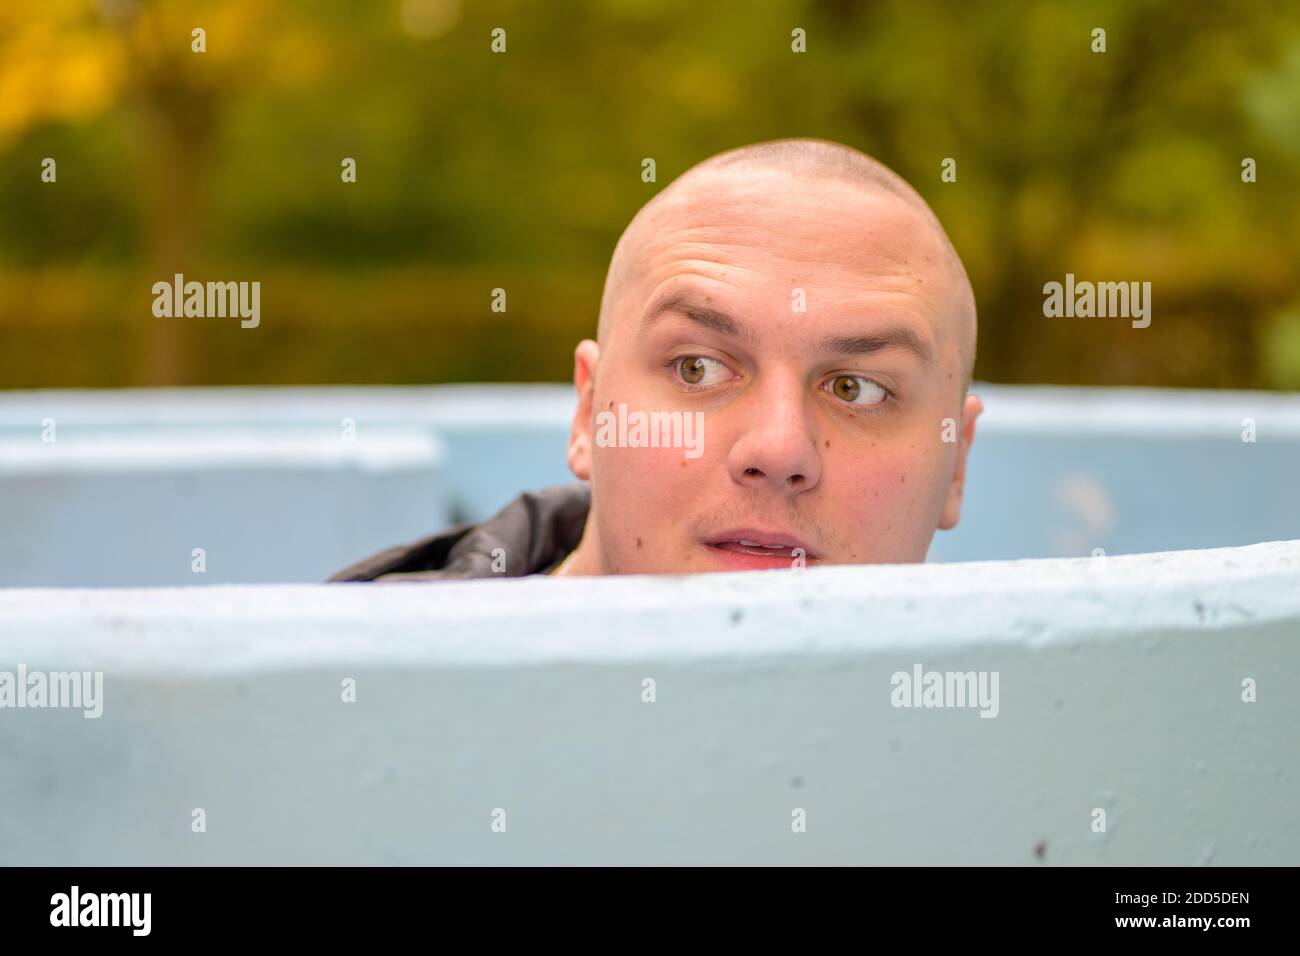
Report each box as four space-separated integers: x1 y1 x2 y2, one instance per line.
0 538 1297 675
0 427 448 475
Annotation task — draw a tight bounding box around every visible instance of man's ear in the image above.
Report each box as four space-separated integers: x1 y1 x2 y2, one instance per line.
938 392 983 530
566 339 600 481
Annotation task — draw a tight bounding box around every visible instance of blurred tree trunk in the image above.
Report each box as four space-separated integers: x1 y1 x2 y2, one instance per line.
117 7 220 386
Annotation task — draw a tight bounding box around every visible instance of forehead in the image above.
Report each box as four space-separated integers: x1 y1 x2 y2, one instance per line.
637 169 949 283
614 169 962 358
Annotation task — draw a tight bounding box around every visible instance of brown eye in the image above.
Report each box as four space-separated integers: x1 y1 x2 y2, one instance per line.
828 375 889 406
673 355 732 388
679 356 707 384
831 375 861 402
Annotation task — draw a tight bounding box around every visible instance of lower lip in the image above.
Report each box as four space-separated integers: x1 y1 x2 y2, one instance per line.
704 542 811 571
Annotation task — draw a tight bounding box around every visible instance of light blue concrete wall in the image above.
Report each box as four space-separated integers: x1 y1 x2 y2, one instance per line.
1 539 1296 865
1 384 1298 586
0 426 450 587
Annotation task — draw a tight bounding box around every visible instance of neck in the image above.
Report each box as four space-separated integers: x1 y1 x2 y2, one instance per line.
554 527 604 576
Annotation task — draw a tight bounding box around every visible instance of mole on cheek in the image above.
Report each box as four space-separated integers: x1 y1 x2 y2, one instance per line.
824 440 830 449
636 537 643 549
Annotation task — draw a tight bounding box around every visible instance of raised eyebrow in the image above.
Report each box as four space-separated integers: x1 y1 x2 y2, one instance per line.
638 291 759 346
640 290 935 367
816 327 936 369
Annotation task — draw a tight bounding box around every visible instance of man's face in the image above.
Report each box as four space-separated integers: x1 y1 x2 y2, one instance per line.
566 167 981 574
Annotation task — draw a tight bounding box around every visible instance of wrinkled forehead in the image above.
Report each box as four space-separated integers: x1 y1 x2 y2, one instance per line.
604 167 973 373
644 169 948 282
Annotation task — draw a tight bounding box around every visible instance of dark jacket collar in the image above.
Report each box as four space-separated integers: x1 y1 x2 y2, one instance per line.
328 483 590 582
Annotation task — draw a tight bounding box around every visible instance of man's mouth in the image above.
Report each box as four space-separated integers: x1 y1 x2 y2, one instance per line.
704 529 819 568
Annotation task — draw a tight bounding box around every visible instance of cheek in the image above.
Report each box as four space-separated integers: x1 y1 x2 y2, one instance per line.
594 443 702 545
595 439 701 490
830 440 948 532
592 393 708 494
594 446 703 572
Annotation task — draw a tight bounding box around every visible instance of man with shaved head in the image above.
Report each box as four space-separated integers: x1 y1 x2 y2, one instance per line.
330 138 982 582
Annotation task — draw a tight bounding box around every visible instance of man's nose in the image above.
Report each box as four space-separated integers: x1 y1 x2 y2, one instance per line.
725 377 823 494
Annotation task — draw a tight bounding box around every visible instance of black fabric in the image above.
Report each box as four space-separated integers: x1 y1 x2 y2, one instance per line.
326 483 591 582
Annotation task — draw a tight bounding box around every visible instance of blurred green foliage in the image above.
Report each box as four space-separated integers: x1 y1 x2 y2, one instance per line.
1 0 1298 388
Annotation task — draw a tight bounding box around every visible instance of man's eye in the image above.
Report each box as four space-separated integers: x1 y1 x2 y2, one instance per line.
828 374 890 406
676 356 729 386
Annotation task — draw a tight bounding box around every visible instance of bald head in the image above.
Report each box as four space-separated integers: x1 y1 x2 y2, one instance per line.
560 138 986 576
597 138 977 392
